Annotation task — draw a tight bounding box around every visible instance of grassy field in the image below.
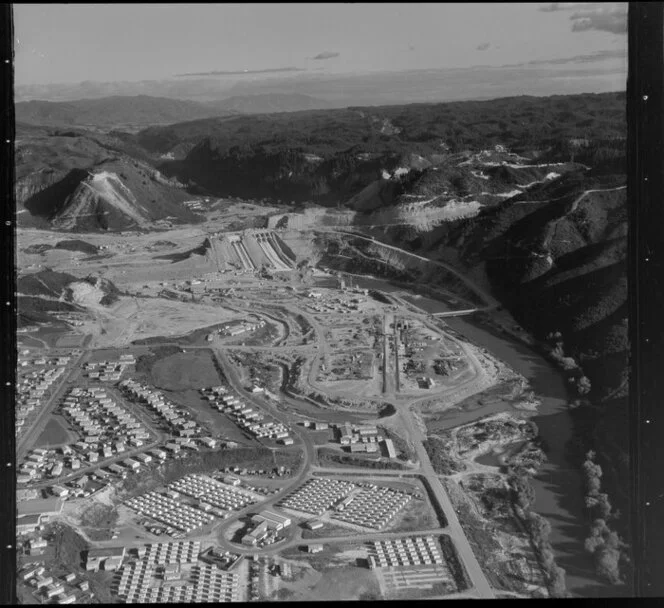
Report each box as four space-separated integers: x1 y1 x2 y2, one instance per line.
150 349 222 390
165 389 253 444
300 524 356 540
317 447 406 470
277 545 382 601
392 494 439 531
157 446 303 484
34 416 72 447
56 333 89 348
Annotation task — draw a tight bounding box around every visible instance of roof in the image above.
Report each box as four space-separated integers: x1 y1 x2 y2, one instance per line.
256 509 290 525
18 498 63 517
17 514 42 526
88 546 125 559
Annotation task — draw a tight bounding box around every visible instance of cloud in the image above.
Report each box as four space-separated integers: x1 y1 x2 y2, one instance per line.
476 42 491 51
175 67 306 77
570 7 627 34
530 48 625 65
539 3 627 34
312 51 340 60
500 48 625 68
539 2 608 12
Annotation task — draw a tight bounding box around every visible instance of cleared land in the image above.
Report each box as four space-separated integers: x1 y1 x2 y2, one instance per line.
150 350 222 391
34 416 73 447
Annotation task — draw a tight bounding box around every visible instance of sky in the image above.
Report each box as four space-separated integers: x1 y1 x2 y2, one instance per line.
13 3 627 86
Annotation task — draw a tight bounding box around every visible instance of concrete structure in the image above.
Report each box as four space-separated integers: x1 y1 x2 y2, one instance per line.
86 546 126 572
18 497 63 520
17 514 42 535
252 509 291 531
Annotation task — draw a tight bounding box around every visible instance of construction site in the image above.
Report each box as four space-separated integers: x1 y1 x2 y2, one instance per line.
16 204 556 601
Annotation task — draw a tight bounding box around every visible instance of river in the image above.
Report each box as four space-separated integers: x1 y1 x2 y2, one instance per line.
315 272 616 596
444 315 614 598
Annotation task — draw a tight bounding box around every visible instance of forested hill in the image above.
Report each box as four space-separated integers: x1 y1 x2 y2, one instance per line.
134 91 625 204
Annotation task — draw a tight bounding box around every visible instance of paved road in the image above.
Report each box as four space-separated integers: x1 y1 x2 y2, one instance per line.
398 404 495 599
21 384 170 489
315 228 498 309
17 259 509 598
207 349 317 542
220 526 451 557
17 350 88 461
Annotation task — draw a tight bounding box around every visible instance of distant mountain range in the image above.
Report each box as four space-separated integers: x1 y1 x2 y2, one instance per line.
15 94 336 128
16 58 626 106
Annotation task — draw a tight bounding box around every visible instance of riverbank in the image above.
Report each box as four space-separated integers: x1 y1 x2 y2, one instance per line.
443 312 624 597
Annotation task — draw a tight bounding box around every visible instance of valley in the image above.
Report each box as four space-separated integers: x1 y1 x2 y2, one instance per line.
14 91 628 602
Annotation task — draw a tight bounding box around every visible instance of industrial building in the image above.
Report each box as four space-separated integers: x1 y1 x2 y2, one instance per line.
86 546 126 571
241 509 291 546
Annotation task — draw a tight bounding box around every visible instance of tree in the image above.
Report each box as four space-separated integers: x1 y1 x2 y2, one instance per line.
596 547 622 584
529 512 552 541
577 376 592 395
561 357 579 370
549 565 568 598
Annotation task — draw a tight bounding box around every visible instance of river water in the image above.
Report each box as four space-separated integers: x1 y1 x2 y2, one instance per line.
320 273 613 596
444 316 614 598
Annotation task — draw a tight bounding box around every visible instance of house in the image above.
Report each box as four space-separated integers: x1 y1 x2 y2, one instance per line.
123 458 140 471
46 583 65 598
57 594 77 604
307 544 324 554
35 576 54 588
163 563 181 581
50 485 69 497
22 567 41 581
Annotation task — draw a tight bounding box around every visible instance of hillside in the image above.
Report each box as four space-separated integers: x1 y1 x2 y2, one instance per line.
17 270 121 327
15 124 203 231
206 93 334 114
139 92 625 205
16 95 237 129
16 94 333 131
362 167 628 524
